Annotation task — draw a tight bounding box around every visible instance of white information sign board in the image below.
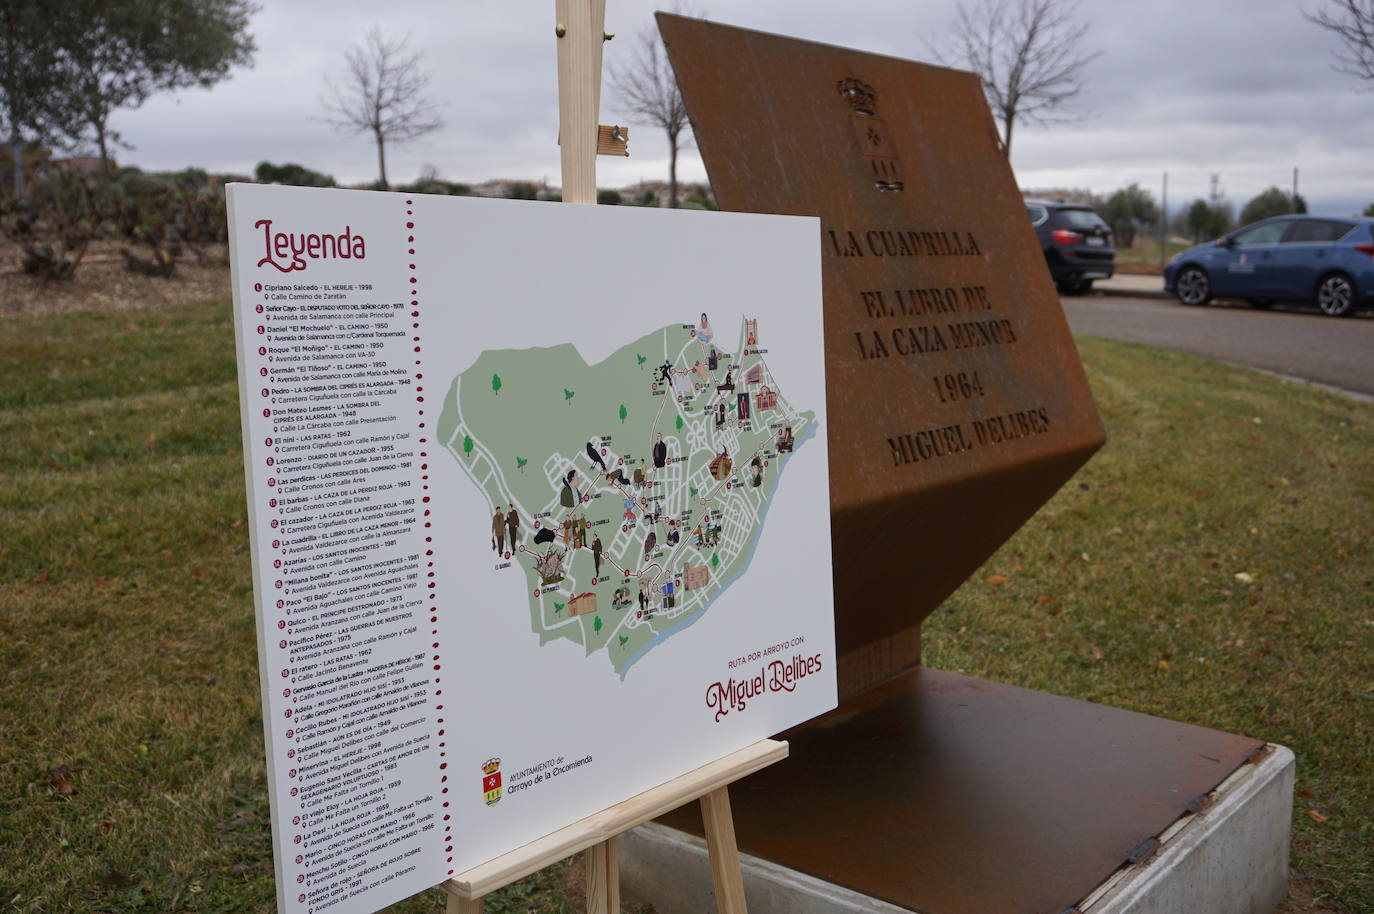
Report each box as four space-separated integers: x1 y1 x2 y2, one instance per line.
227 184 835 914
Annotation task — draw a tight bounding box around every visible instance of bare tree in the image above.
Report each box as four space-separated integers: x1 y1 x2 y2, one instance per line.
1307 0 1374 84
937 0 1099 158
321 27 442 190
608 22 690 207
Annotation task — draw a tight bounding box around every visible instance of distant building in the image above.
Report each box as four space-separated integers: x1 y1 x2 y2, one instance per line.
743 363 763 385
745 319 758 345
1021 187 1095 206
756 385 778 410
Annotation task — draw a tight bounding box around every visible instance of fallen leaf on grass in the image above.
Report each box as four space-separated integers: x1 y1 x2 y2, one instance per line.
1306 809 1328 823
1298 789 1317 800
1235 572 1255 584
1157 660 1173 671
49 763 75 795
100 819 116 835
985 574 1011 585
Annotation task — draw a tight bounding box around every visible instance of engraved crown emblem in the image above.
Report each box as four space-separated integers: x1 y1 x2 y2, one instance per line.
837 78 877 116
481 757 501 775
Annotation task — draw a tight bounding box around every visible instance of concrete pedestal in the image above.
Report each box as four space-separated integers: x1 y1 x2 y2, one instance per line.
622 669 1292 914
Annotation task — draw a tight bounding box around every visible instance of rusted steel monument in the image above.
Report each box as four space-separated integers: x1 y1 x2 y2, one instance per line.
649 15 1271 914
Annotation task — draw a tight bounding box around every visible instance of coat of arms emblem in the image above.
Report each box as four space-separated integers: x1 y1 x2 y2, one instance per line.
482 757 502 806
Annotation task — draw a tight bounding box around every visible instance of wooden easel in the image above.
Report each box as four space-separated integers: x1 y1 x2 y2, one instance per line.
436 5 785 913
441 739 786 913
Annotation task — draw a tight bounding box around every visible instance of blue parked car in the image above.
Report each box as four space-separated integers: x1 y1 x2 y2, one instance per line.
1163 215 1374 316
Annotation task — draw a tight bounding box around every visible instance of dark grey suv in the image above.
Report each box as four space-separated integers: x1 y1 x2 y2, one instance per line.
1026 200 1116 294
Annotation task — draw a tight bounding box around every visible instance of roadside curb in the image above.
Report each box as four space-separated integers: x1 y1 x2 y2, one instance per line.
1091 275 1172 301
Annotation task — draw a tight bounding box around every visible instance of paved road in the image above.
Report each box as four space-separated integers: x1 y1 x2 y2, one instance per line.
1061 295 1374 400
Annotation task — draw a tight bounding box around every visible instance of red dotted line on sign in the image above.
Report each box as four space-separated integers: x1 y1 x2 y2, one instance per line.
406 200 455 876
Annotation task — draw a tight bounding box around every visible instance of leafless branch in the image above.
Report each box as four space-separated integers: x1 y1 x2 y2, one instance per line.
320 26 443 188
935 0 1099 157
1306 0 1374 85
607 9 700 206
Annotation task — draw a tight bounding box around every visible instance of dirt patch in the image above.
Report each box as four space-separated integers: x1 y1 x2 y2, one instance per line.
1277 876 1345 914
0 241 231 316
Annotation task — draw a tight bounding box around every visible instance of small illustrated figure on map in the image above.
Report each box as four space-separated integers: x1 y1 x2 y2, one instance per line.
697 313 713 343
633 459 647 487
745 318 758 346
533 527 556 545
717 370 734 393
560 469 578 507
737 392 751 421
666 521 680 547
612 586 631 609
644 530 657 559
506 505 520 550
715 401 727 429
575 515 587 549
661 578 677 609
750 457 763 488
623 495 636 521
653 434 668 469
777 426 794 453
607 467 627 486
535 548 565 586
592 535 603 577
708 348 718 371
658 361 673 384
492 507 506 554
561 517 572 545
692 361 709 384
586 441 607 473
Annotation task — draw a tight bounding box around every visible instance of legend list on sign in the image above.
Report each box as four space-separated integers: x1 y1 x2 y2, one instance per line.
231 187 448 914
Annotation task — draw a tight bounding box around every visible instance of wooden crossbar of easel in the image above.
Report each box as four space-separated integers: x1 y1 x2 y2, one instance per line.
440 738 787 913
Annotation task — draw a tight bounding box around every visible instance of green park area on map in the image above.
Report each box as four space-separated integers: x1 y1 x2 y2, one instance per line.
436 317 815 675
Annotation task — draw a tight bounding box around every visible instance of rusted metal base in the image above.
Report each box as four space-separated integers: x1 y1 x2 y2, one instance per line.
656 668 1264 914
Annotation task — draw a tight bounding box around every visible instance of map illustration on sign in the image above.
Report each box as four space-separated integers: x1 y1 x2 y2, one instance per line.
438 314 815 675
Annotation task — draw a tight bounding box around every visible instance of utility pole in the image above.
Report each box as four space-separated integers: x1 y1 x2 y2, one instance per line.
1292 165 1299 211
1159 171 1168 270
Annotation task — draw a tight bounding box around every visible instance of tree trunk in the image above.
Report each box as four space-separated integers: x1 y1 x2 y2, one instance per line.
10 127 22 197
375 130 388 191
667 128 679 208
95 120 111 183
1001 112 1014 159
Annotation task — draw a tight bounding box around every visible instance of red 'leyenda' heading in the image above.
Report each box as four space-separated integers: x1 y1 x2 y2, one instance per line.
255 219 366 273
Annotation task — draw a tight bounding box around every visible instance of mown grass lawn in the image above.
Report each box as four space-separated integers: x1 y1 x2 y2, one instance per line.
1 298 1371 913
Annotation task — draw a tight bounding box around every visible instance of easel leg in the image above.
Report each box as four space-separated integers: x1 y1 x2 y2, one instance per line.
445 893 483 914
584 835 619 913
700 786 748 914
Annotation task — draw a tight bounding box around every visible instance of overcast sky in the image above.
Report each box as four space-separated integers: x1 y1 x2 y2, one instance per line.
112 0 1374 217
